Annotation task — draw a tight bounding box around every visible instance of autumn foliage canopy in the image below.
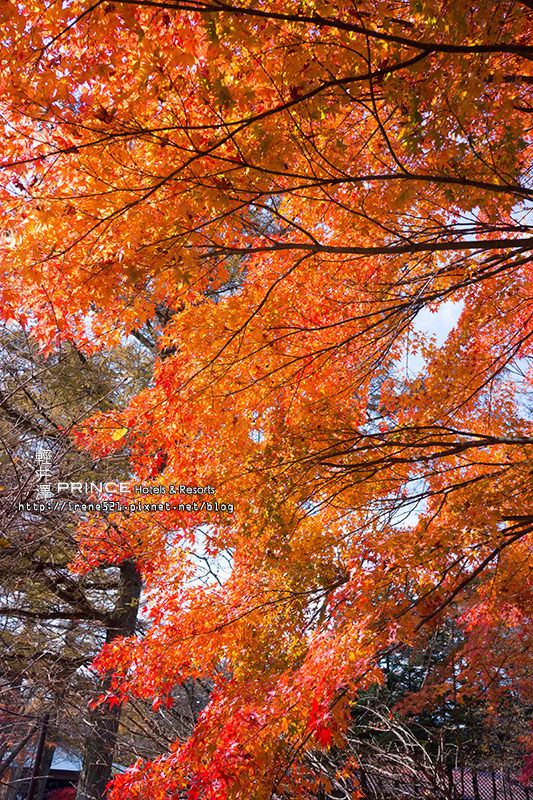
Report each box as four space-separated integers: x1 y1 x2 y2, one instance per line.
1 0 533 796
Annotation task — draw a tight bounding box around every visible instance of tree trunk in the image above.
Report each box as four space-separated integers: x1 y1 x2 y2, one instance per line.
75 561 141 800
35 745 55 800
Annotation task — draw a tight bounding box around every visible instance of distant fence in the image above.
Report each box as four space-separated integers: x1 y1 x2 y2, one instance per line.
356 764 533 800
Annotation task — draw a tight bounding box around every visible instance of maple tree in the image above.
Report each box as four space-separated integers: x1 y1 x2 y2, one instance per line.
0 324 209 799
0 0 533 797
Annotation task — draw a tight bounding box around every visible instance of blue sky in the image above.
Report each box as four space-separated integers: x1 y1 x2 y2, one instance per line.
401 299 465 378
